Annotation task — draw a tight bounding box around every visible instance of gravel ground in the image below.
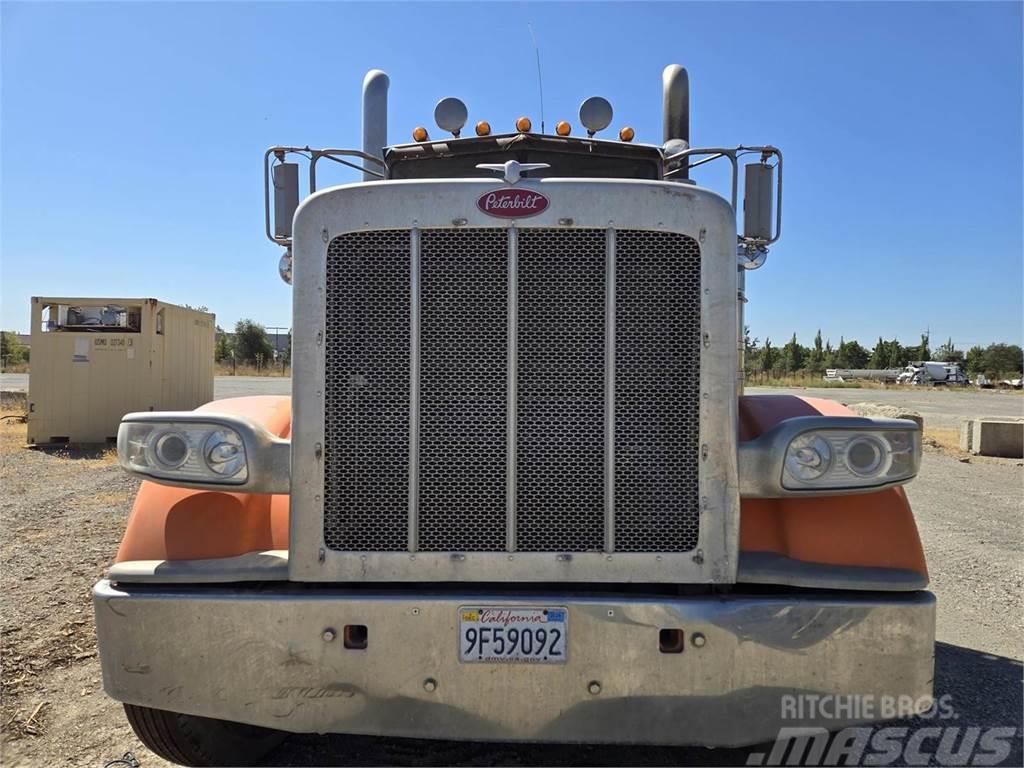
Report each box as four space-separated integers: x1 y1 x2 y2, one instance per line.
1 397 1021 767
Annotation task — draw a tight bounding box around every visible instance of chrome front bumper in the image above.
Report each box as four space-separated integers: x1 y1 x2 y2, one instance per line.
94 580 935 747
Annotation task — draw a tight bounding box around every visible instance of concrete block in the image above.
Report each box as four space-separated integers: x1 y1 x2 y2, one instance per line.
959 420 974 452
959 419 1024 458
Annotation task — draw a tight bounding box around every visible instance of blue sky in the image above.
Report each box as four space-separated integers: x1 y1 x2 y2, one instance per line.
2 1 1021 351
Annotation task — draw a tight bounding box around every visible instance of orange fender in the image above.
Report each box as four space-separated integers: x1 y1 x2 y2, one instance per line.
117 393 927 581
115 396 291 563
738 395 928 578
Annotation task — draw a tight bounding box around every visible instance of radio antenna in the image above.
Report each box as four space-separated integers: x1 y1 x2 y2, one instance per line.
527 23 545 133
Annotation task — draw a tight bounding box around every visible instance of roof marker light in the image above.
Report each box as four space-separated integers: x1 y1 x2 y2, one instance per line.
412 126 429 142
579 96 613 137
515 116 532 133
619 126 635 142
434 97 468 137
555 121 571 136
475 121 491 136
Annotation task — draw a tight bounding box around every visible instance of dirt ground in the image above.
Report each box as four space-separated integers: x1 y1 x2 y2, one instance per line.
1 396 1021 767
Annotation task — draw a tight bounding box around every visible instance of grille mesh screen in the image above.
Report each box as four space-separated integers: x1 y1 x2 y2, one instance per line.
614 230 702 552
516 229 606 551
323 230 410 551
322 227 701 555
418 230 508 551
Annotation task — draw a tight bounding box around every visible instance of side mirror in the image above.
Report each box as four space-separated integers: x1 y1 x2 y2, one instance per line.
742 162 773 241
272 162 299 239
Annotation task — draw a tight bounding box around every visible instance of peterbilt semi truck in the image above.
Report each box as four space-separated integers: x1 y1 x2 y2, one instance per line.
95 65 934 766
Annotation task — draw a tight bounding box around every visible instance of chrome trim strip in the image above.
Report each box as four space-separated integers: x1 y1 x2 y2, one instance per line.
408 229 421 552
107 551 289 584
604 227 616 554
737 551 928 591
506 228 518 553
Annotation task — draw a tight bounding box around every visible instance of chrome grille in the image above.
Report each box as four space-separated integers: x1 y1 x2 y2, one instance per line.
323 230 410 551
516 229 606 551
418 230 507 551
323 227 701 555
614 231 702 552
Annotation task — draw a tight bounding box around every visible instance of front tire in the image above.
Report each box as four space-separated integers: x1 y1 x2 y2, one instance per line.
124 704 286 766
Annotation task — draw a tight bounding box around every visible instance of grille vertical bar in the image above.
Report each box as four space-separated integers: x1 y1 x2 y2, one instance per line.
407 229 421 552
613 230 702 552
506 229 518 553
516 229 606 552
323 230 411 551
604 227 616 553
417 229 508 551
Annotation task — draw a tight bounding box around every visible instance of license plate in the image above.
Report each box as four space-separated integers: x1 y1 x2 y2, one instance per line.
459 606 568 664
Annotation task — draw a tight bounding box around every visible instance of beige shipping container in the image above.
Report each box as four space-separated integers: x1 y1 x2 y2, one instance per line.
27 298 215 444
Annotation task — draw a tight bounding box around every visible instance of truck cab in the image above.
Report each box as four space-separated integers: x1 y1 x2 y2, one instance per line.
95 65 934 766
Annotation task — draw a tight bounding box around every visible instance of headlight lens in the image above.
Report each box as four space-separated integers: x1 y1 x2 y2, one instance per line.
151 431 190 469
782 428 919 490
118 422 248 483
204 429 246 477
784 433 833 481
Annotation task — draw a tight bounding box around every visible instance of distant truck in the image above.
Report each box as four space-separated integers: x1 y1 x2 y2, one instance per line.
897 361 969 386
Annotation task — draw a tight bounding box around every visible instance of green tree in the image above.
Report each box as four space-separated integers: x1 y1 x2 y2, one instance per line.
964 346 985 375
833 336 849 368
761 337 778 374
809 330 825 374
934 337 964 366
233 319 274 365
869 337 887 369
843 340 870 368
981 343 1024 378
1 331 28 367
885 338 907 368
782 333 805 374
214 326 232 362
906 333 931 363
823 339 836 369
280 331 293 367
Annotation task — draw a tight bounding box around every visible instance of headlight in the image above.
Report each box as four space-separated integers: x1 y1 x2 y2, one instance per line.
119 422 249 484
782 428 919 491
739 415 922 498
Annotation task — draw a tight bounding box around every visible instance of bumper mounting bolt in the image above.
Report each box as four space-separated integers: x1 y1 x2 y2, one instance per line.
423 678 437 692
588 681 602 695
321 628 336 642
691 632 706 648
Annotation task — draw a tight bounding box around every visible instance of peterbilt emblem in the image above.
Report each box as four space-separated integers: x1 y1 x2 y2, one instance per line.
477 188 549 218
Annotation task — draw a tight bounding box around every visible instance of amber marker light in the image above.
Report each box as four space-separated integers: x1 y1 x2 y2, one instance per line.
619 126 635 142
515 116 532 132
475 121 491 136
555 121 571 136
412 126 429 142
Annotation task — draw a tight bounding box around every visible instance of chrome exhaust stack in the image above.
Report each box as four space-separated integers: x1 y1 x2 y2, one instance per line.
662 64 690 179
361 69 390 181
